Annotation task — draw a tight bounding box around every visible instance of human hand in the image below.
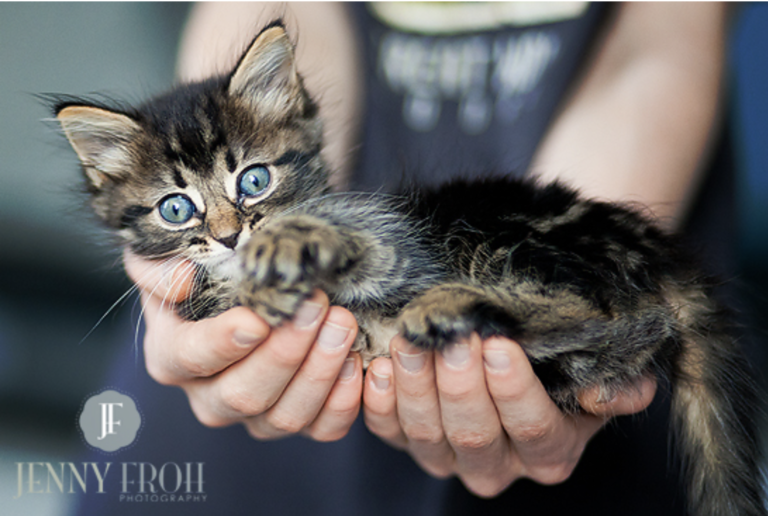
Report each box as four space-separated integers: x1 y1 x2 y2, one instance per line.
363 334 656 497
123 250 363 441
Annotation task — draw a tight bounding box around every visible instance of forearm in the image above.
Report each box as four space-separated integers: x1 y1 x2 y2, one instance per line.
530 3 727 229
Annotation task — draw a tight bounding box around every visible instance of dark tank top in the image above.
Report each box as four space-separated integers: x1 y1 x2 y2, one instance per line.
349 2 608 191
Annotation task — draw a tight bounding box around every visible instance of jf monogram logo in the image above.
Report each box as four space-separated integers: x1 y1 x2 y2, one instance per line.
78 390 142 452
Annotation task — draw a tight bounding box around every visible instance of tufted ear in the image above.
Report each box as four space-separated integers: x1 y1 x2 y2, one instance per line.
56 105 140 190
228 21 306 116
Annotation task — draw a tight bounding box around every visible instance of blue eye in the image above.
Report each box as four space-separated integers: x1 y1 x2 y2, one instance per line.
238 165 271 197
158 195 195 224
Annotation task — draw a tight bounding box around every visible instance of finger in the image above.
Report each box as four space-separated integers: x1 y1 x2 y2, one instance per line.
141 291 270 384
124 248 195 303
246 306 359 439
434 333 513 495
390 336 454 478
482 337 602 485
363 356 407 449
578 375 657 417
206 291 330 421
302 352 364 442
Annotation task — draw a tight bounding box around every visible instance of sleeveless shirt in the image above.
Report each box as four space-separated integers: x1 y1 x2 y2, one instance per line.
349 2 607 191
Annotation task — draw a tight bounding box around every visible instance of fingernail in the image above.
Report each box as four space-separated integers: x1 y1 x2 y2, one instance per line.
483 349 510 372
339 357 356 380
317 322 350 350
397 350 426 374
442 343 470 370
371 370 390 391
233 329 262 348
293 301 323 329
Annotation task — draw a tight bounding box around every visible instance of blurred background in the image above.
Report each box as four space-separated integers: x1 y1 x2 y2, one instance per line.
0 3 766 515
0 4 190 515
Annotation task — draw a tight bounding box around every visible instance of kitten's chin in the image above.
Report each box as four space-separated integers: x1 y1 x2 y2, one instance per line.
202 254 244 282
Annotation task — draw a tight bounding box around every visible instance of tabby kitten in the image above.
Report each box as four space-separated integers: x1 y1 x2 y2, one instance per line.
55 22 764 516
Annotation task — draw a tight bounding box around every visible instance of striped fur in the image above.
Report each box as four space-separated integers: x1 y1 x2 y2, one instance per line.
55 21 764 516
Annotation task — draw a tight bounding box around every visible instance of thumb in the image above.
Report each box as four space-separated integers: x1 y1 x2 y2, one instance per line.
123 249 196 303
578 375 657 417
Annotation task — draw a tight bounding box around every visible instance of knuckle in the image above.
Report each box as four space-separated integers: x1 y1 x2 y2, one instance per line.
303 367 338 386
371 425 402 443
362 402 392 419
306 426 350 443
219 382 268 416
144 356 178 386
401 424 445 446
190 406 230 428
243 422 275 441
527 462 577 485
209 341 240 369
510 422 551 444
446 430 495 452
178 358 209 379
185 390 232 428
421 464 454 480
363 416 402 444
416 461 453 480
438 386 473 404
493 375 538 403
268 341 309 369
325 398 360 421
264 410 306 435
363 413 399 441
461 477 513 498
175 343 215 378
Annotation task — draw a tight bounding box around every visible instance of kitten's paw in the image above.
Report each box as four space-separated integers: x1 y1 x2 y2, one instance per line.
238 216 355 325
398 284 516 350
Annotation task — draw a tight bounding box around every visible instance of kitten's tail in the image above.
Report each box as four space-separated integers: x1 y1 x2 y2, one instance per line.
671 293 765 516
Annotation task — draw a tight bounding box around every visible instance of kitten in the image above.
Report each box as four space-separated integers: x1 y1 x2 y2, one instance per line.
54 22 764 516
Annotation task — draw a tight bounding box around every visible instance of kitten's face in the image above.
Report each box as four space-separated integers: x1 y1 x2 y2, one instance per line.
56 23 327 279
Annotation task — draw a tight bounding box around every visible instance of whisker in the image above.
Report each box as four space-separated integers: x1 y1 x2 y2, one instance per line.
185 264 209 320
131 255 187 363
79 254 186 345
160 259 197 315
163 261 199 320
78 283 140 345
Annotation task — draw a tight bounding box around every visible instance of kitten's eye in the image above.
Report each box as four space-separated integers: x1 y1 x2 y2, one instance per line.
158 195 195 224
238 165 271 197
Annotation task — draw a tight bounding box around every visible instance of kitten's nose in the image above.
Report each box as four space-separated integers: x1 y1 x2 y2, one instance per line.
215 231 240 250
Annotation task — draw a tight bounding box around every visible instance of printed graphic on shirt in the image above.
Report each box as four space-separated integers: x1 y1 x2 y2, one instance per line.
378 30 561 135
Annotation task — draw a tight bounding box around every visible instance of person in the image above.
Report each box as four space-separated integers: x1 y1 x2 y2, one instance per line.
78 3 728 515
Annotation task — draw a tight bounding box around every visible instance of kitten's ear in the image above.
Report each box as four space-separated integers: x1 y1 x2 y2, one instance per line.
229 22 308 116
56 105 140 189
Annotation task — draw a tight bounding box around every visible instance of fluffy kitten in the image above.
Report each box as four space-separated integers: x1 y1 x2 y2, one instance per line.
54 22 764 516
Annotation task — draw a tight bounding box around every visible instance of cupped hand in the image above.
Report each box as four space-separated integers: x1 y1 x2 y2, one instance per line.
123 250 363 441
363 334 656 497
123 249 657 491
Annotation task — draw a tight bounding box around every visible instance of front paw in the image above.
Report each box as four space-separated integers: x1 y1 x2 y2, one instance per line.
398 284 516 350
238 216 353 325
